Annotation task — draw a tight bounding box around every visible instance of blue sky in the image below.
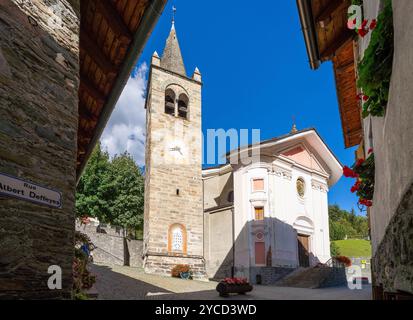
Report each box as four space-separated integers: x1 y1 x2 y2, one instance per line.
102 0 360 213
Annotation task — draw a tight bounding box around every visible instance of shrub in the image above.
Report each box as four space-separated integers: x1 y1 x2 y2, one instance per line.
357 0 394 118
73 231 96 299
330 242 341 257
171 264 190 278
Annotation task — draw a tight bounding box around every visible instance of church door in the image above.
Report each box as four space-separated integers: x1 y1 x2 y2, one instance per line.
297 234 310 267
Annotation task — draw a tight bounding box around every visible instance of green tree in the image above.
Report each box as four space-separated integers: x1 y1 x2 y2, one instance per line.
76 143 113 222
328 204 369 240
109 152 145 231
76 145 145 236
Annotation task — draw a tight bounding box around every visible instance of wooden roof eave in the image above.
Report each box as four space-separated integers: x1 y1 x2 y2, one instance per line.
297 0 321 70
76 0 167 182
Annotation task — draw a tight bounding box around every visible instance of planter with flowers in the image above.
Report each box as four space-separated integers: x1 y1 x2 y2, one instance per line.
343 149 375 210
333 256 352 268
171 264 193 280
216 277 253 297
73 231 96 300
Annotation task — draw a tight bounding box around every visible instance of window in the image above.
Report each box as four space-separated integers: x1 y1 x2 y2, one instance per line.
172 227 183 251
165 89 175 115
177 93 189 119
296 178 306 198
168 223 187 254
254 207 264 221
252 178 264 192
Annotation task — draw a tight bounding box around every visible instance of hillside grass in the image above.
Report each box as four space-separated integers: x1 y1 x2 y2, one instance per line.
333 239 372 257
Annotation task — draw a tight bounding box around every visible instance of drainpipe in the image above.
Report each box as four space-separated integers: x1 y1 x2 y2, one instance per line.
77 0 168 182
296 0 320 70
232 207 235 278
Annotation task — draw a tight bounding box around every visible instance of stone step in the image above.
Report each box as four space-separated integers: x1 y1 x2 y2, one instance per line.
276 267 347 289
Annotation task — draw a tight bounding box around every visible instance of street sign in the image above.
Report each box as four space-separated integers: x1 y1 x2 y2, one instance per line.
0 173 62 208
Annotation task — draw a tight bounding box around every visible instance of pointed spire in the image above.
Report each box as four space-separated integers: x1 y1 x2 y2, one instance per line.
192 67 202 82
161 7 186 76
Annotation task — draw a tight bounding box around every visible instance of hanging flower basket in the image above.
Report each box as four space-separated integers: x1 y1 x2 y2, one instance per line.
343 150 375 210
216 278 253 297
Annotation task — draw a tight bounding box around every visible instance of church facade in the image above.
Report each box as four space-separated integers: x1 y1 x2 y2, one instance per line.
203 129 342 281
143 23 342 282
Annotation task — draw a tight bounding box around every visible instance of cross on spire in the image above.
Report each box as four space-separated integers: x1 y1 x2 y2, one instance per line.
291 115 298 133
172 5 176 26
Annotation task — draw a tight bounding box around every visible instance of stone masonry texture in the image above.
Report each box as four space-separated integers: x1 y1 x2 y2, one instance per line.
372 182 413 294
144 41 205 277
0 1 79 299
76 222 143 268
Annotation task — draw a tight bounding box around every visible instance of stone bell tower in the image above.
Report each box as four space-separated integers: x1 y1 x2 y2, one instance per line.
143 19 205 278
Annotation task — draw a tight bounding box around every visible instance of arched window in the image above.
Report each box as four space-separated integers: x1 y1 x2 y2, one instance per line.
168 223 187 254
177 93 189 119
172 227 183 251
165 89 175 116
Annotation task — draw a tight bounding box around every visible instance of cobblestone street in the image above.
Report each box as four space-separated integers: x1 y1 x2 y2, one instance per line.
90 264 372 300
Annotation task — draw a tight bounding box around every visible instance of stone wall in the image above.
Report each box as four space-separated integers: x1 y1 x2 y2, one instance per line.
144 54 205 275
144 255 206 280
372 183 413 294
249 267 295 285
76 222 143 268
0 1 79 299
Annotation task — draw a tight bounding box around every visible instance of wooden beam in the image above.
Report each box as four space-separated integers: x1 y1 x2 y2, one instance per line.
80 76 106 104
320 32 353 60
80 28 117 75
95 0 133 42
79 104 99 123
77 126 93 143
316 0 345 23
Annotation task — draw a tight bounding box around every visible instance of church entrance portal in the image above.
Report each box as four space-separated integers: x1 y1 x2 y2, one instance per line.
297 234 310 267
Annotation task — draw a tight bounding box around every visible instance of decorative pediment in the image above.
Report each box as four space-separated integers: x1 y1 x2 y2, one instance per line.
280 144 327 175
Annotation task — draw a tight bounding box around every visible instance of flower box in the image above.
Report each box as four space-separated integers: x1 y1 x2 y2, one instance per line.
216 278 253 297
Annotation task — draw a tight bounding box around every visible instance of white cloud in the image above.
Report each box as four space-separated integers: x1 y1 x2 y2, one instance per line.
100 63 148 166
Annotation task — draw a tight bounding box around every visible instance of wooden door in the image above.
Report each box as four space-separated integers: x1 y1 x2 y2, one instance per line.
255 242 265 265
297 234 310 267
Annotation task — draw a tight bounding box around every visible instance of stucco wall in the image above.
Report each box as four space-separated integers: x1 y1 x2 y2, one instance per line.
0 1 79 299
358 0 413 294
204 208 234 279
361 0 413 254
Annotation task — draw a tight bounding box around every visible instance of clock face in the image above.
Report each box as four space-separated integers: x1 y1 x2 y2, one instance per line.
167 139 187 164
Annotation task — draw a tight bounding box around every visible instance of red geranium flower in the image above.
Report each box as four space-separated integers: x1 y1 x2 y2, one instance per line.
369 19 377 30
351 180 361 193
356 158 365 167
343 166 358 178
359 199 373 207
358 28 369 38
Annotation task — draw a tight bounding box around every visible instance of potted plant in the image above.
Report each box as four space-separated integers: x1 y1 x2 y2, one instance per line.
216 277 253 297
171 264 192 280
334 256 352 267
